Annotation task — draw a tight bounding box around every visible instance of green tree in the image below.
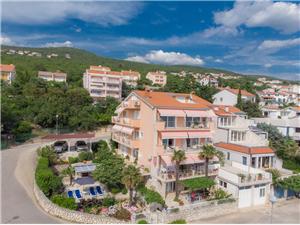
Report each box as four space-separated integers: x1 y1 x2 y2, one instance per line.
199 145 224 177
37 146 57 166
236 88 243 110
122 165 142 205
172 150 186 199
240 101 262 117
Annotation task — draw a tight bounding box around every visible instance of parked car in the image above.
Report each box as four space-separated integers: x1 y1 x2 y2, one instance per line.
53 141 68 153
75 140 88 151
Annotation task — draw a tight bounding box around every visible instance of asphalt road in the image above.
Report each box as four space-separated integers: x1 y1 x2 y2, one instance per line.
1 142 64 224
192 198 300 224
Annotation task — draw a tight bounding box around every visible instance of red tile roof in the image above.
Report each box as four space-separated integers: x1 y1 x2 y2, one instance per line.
0 64 15 72
219 87 255 97
211 105 242 116
134 90 212 109
215 142 274 155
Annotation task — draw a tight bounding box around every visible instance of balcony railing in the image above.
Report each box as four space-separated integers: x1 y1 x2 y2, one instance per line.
112 116 140 128
157 169 218 181
156 121 210 131
122 100 141 109
237 173 272 186
112 134 140 148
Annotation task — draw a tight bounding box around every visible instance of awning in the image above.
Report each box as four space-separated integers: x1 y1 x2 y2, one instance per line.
184 110 216 118
158 109 186 117
112 125 134 135
161 131 189 139
187 131 213 138
112 125 123 132
122 126 134 135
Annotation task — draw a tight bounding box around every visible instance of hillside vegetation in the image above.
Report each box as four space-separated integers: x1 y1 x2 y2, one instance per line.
2 45 238 86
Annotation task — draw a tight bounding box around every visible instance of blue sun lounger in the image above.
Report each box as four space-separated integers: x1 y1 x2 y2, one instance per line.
96 186 103 195
89 187 97 196
74 189 82 199
67 190 74 198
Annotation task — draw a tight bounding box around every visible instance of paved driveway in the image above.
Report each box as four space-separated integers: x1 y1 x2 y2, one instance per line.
192 199 300 224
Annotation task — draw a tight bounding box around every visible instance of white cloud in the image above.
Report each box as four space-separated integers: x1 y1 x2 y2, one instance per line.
2 2 142 26
0 35 14 45
214 59 223 63
44 41 73 48
264 63 272 68
214 1 300 34
126 50 204 66
258 38 300 51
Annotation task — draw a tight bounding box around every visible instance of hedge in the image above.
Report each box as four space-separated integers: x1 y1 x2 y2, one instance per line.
51 194 78 210
138 187 165 205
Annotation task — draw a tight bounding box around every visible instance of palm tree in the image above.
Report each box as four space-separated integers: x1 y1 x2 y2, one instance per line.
172 149 186 200
61 165 75 185
199 145 224 177
122 165 142 206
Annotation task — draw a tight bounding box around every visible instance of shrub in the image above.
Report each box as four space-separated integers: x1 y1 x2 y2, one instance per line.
121 188 128 194
138 187 165 205
68 156 79 164
138 220 148 224
36 167 63 197
112 207 131 221
51 194 77 210
283 159 300 174
78 151 94 162
37 145 57 165
102 197 117 207
169 219 186 224
110 187 122 194
35 157 63 197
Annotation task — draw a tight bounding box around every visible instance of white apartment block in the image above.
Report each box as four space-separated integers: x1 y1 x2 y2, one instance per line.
38 71 67 82
146 71 167 86
217 161 272 208
83 65 141 100
83 65 122 100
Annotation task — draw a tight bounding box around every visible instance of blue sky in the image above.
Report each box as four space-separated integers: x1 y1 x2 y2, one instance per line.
1 1 300 80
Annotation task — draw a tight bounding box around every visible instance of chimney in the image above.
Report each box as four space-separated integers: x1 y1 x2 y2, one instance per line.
225 107 229 112
214 107 219 111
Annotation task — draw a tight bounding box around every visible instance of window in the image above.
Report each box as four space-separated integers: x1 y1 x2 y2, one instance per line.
186 117 200 127
227 152 230 160
133 149 139 158
219 180 223 186
242 156 247 165
163 139 174 149
296 127 300 133
186 138 199 148
161 116 176 128
259 188 265 197
220 97 223 102
224 182 227 188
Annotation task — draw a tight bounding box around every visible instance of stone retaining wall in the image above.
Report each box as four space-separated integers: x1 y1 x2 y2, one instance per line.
135 199 238 223
33 181 129 224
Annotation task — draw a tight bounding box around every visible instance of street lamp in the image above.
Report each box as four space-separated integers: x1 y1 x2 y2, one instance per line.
56 114 59 135
269 195 277 224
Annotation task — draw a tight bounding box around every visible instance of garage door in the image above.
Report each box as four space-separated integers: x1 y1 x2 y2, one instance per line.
238 187 252 208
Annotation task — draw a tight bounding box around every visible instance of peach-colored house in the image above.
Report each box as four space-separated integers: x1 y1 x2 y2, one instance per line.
146 71 167 86
112 90 220 197
0 64 16 84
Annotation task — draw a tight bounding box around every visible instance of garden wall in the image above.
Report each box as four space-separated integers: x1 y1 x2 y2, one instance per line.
134 199 238 223
33 181 129 224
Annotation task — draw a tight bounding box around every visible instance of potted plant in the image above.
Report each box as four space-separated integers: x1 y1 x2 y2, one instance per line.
257 173 263 180
238 173 246 182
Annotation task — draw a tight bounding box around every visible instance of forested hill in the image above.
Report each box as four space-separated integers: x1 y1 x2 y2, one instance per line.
2 45 240 86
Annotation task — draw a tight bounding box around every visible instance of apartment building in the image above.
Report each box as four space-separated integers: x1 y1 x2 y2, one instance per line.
213 88 256 106
112 90 219 197
83 65 123 100
197 76 218 87
38 71 67 82
83 65 141 100
218 161 272 208
146 71 167 86
0 64 16 84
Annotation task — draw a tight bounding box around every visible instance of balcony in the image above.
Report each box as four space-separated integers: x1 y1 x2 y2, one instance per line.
156 121 210 131
112 134 140 149
112 116 140 128
157 168 218 182
122 100 141 109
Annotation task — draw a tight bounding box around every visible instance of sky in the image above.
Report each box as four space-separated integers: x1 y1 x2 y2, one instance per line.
1 1 300 80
